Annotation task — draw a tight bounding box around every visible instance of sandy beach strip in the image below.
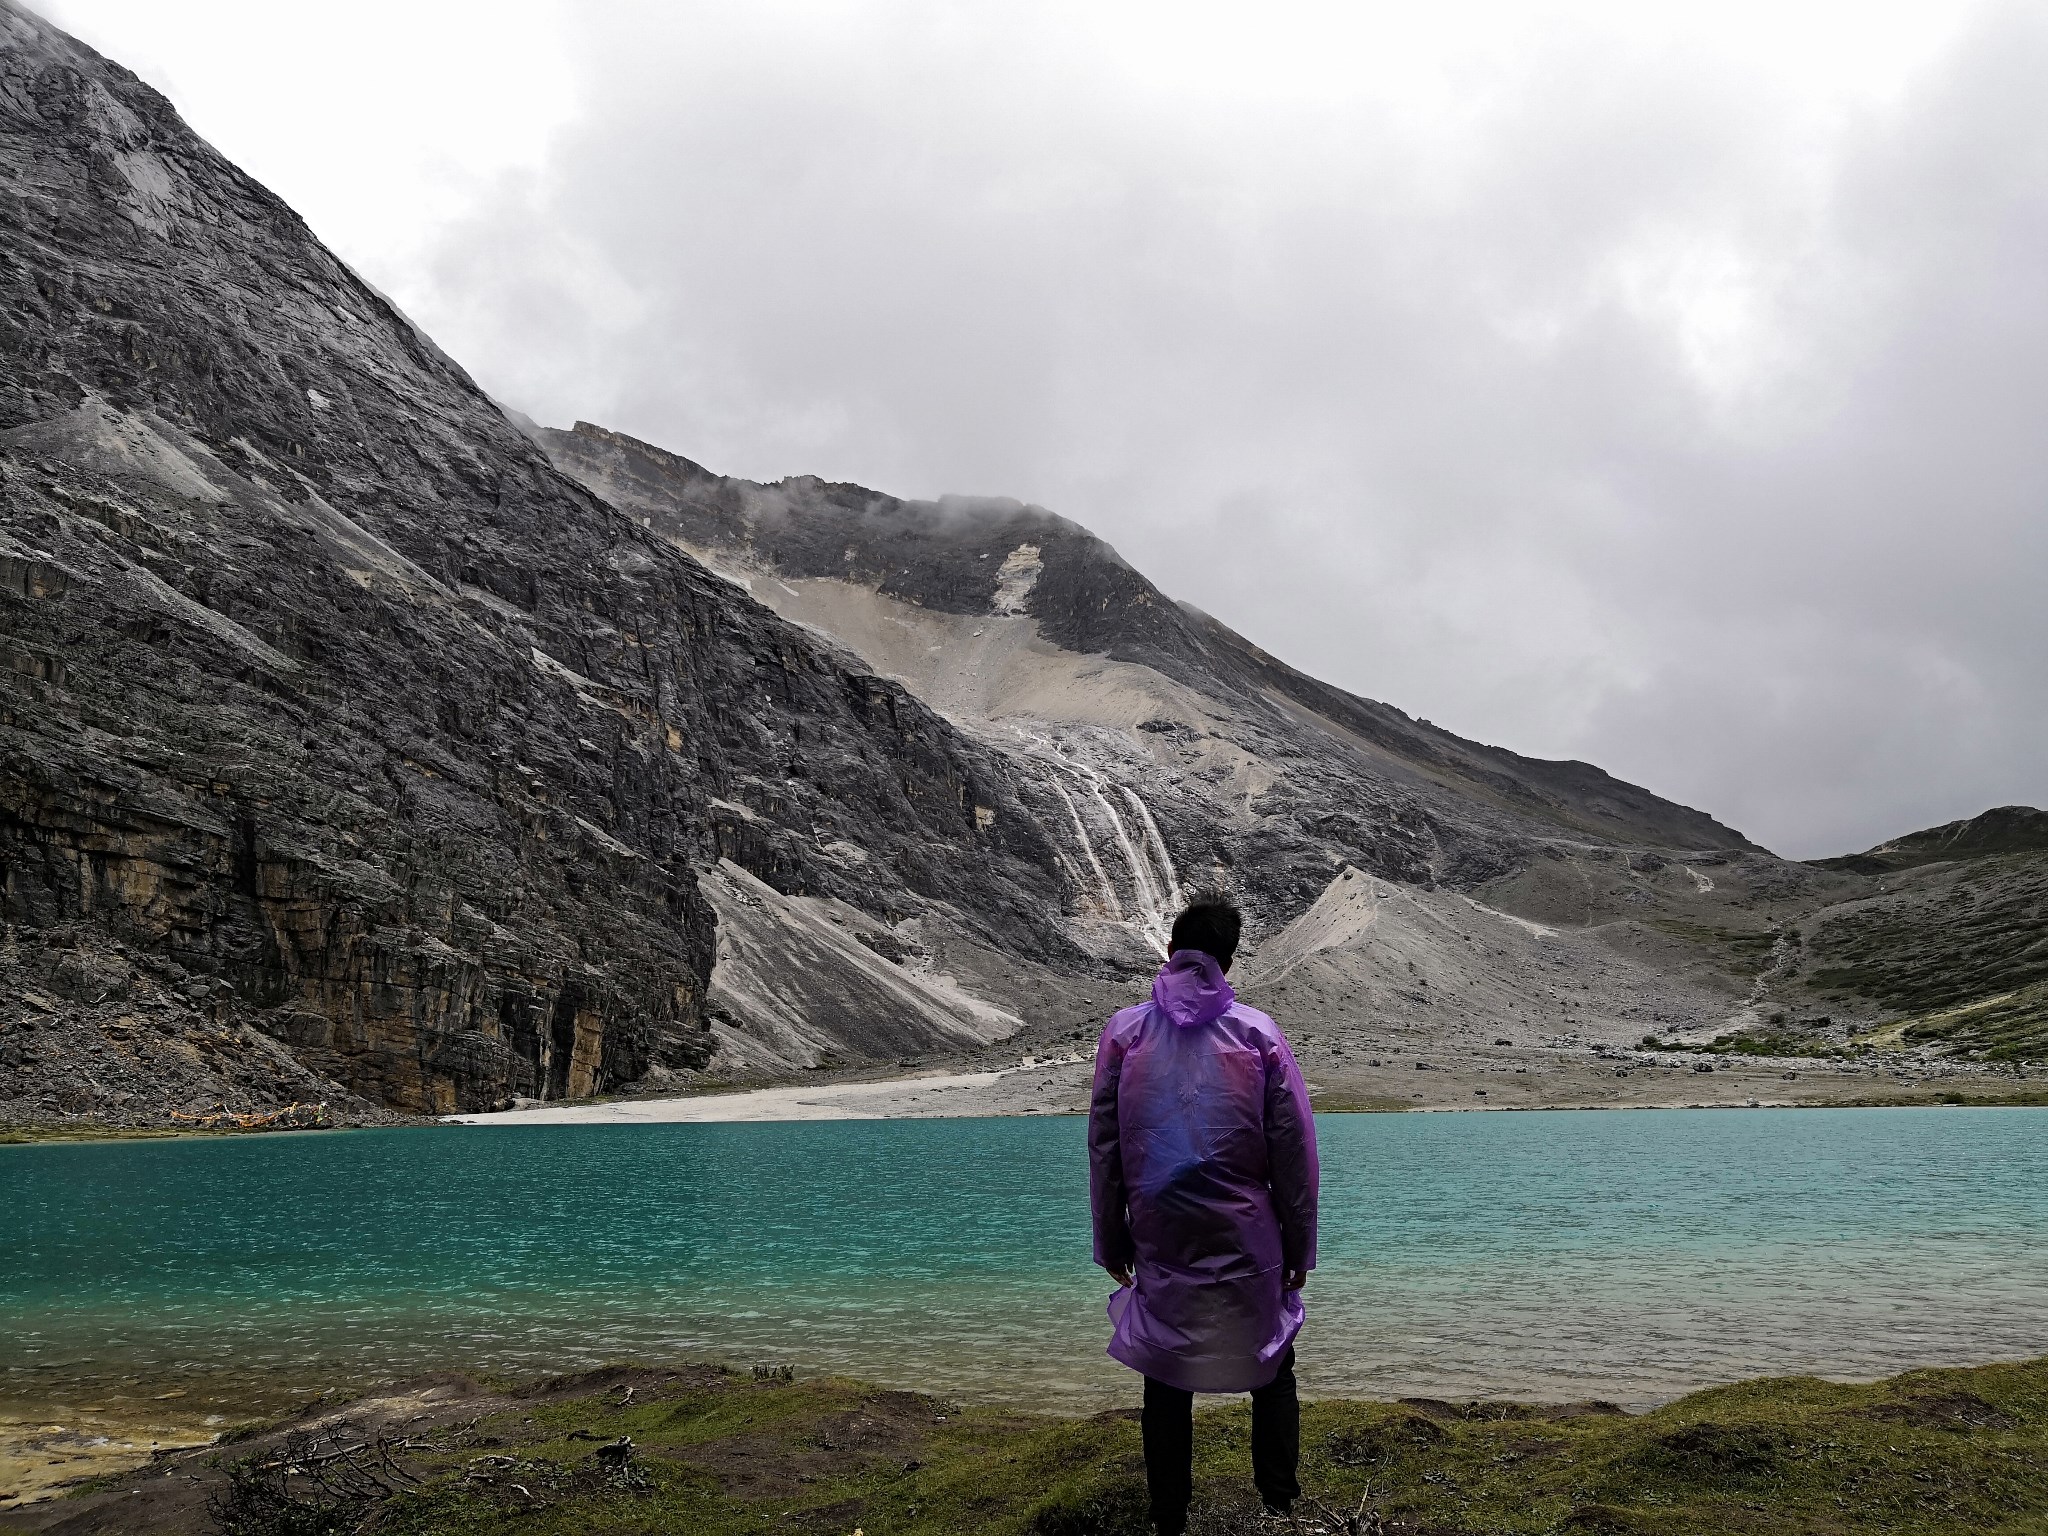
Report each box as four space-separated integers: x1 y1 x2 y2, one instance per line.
442 1052 2027 1128
443 1057 1091 1126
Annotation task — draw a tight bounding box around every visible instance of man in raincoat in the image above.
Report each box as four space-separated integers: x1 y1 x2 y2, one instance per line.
1089 894 1320 1534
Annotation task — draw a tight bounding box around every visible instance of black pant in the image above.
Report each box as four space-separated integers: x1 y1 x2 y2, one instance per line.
1141 1347 1299 1535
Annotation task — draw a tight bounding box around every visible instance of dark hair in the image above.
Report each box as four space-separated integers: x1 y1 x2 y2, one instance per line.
1168 894 1242 973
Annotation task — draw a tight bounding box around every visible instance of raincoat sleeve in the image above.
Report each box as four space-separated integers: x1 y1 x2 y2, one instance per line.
1262 1030 1319 1276
1088 1021 1135 1271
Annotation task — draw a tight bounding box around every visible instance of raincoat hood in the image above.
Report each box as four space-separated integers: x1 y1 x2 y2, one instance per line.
1151 950 1236 1027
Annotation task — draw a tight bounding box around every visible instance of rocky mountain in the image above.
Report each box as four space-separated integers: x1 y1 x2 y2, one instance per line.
2 6 2026 1130
0 2 1086 1122
538 426 2048 1081
539 425 1863 1062
544 425 1767 919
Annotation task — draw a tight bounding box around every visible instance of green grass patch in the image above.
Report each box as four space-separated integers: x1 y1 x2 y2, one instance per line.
0 1123 232 1145
1822 1089 2048 1110
1649 1029 1822 1058
1304 1093 1419 1114
154 1354 2048 1536
1897 983 2048 1063
1645 920 1780 979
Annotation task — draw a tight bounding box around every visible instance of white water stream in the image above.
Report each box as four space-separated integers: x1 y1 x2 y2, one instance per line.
1014 725 1188 957
1085 774 1163 938
1051 762 1183 956
1123 786 1186 913
1050 777 1121 920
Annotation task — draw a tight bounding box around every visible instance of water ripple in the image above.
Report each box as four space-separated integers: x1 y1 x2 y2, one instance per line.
2 1107 2043 1411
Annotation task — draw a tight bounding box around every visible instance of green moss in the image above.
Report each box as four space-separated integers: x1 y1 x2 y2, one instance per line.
341 1354 2048 1536
0 1123 228 1145
1646 920 1779 979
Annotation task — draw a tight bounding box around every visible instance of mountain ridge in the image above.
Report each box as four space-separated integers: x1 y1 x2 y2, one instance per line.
547 420 1756 858
0 3 2030 1129
1815 805 2048 874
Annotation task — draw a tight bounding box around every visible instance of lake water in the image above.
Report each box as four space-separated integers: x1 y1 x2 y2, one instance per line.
3 1108 2045 1420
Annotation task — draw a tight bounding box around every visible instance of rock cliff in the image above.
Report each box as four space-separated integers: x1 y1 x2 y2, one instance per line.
0 3 1072 1119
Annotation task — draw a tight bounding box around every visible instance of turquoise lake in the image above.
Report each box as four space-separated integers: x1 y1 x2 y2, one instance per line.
3 1107 2045 1417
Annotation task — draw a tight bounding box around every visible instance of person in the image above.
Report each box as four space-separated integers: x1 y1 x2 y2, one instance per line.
1088 894 1320 1534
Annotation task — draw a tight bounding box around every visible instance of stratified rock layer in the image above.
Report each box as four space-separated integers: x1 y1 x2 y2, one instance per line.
0 4 1070 1116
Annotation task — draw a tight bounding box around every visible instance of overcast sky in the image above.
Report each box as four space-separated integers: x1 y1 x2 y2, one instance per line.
46 0 2048 857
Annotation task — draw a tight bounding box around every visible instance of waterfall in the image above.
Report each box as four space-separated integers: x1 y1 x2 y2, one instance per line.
1087 776 1159 920
1051 778 1120 919
1032 736 1183 958
1076 766 1171 957
1122 787 1185 914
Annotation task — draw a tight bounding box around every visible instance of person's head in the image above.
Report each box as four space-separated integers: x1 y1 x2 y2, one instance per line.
1167 893 1242 973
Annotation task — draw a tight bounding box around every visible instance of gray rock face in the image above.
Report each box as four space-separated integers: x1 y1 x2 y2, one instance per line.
0 4 1073 1117
10 4 1941 1122
548 423 1756 855
545 422 1760 940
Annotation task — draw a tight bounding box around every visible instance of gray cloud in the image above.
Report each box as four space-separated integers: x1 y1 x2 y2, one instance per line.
120 2 2048 857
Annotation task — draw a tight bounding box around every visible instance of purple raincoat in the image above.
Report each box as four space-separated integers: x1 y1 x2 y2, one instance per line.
1089 950 1320 1393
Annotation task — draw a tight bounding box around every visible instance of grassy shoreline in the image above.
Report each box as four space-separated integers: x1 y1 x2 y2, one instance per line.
0 1122 380 1146
5 1355 2044 1534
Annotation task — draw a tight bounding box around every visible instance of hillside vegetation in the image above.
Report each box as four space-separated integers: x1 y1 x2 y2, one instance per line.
1796 851 2048 1063
1815 807 2048 875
